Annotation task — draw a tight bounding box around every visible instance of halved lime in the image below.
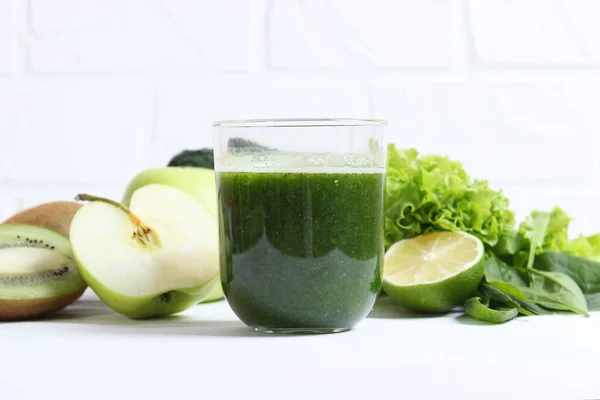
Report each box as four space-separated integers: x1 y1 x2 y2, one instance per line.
383 231 485 313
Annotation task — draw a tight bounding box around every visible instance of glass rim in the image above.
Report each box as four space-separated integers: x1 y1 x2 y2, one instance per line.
212 118 388 128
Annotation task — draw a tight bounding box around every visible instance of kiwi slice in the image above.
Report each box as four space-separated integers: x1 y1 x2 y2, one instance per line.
0 224 86 321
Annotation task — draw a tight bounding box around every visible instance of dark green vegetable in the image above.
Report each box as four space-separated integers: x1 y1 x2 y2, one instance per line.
464 297 518 324
534 251 600 311
167 148 214 169
167 139 274 169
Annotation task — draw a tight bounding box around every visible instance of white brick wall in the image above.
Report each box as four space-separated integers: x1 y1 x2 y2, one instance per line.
0 0 599 237
0 86 138 185
28 0 251 72
373 76 600 186
469 0 600 65
0 0 10 73
268 0 455 68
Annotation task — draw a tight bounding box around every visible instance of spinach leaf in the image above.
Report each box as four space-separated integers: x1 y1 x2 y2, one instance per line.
484 256 540 308
534 251 600 311
479 282 534 316
521 270 589 316
484 254 586 316
483 280 553 315
514 299 553 315
585 294 600 311
484 256 528 286
464 297 519 323
482 280 552 315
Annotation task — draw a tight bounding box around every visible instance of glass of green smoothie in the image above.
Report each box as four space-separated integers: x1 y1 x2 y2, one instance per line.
213 118 387 334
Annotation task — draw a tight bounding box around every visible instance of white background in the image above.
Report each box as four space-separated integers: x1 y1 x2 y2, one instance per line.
1 0 600 235
2 293 600 400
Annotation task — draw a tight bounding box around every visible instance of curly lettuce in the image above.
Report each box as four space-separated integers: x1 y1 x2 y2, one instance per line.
384 144 600 261
384 144 516 249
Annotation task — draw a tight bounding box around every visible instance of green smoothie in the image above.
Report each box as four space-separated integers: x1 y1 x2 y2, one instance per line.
217 166 385 331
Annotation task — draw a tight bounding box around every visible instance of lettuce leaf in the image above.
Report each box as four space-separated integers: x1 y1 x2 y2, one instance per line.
502 207 600 263
384 144 516 249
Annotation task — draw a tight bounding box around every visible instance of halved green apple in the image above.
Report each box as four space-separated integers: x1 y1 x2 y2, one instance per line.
70 184 219 319
121 166 224 303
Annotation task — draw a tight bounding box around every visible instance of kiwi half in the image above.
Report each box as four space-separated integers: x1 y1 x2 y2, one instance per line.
0 224 86 321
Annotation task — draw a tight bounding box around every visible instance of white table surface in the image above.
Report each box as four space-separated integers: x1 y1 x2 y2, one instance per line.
1 289 599 400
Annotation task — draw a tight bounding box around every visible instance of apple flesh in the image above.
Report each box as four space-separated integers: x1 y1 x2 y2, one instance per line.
122 166 224 303
70 184 219 319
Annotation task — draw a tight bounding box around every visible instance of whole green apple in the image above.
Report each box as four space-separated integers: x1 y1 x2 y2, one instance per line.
122 167 217 218
122 166 224 302
71 185 220 319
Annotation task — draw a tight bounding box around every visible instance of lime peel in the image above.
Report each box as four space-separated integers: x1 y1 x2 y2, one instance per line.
383 231 485 313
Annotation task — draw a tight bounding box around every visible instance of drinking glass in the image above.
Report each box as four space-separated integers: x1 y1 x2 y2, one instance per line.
213 118 387 334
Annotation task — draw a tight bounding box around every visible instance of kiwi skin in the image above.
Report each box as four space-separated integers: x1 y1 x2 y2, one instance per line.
0 287 86 321
0 223 87 321
4 201 82 238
